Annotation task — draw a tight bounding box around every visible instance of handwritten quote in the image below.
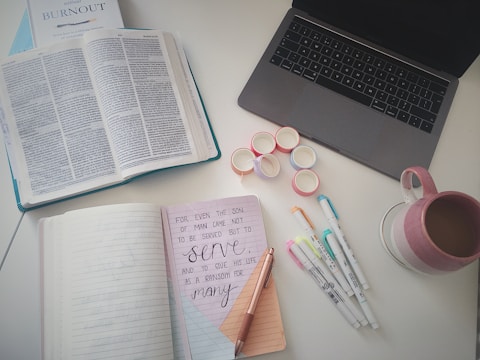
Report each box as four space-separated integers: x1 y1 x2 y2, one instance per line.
166 196 266 326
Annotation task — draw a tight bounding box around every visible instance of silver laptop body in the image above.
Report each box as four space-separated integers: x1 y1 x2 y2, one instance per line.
239 1 479 180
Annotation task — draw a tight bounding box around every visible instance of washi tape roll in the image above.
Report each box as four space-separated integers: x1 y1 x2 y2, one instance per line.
251 132 276 156
290 145 317 170
292 169 320 196
231 148 255 175
275 126 300 153
253 153 281 179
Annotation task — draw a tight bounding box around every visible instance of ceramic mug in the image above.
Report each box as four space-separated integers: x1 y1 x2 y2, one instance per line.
390 166 480 274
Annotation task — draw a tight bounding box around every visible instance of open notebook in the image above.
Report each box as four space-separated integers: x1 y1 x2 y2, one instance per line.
39 195 286 360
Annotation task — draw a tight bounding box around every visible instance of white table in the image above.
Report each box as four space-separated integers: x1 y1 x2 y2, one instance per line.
1 1 479 359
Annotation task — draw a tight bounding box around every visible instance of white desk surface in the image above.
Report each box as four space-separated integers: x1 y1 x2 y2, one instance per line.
1 1 479 359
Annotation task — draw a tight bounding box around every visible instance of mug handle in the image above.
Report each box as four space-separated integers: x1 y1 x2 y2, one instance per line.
400 166 438 204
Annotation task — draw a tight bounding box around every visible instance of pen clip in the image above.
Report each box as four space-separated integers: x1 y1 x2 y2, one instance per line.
291 206 315 229
321 229 335 260
263 256 274 288
320 195 339 219
286 240 304 269
295 236 321 259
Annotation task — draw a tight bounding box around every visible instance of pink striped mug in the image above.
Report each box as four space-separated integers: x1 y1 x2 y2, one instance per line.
390 166 480 274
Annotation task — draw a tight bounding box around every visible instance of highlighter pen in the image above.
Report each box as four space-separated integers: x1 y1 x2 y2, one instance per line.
321 231 379 329
291 206 353 296
295 237 367 327
322 229 359 297
317 195 369 290
286 240 361 329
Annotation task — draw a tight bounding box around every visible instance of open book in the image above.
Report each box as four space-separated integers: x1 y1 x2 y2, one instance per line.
39 195 286 360
0 28 220 211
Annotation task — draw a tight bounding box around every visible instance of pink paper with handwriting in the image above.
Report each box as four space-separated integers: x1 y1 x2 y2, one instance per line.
164 195 285 359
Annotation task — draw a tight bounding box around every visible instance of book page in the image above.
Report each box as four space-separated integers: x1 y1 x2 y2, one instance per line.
0 28 219 209
0 39 121 206
84 29 213 178
163 195 285 359
41 203 174 360
161 33 219 160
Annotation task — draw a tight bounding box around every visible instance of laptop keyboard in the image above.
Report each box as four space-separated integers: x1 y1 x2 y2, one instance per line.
270 16 449 133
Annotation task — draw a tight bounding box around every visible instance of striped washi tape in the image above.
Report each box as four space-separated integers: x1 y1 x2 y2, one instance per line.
253 153 281 179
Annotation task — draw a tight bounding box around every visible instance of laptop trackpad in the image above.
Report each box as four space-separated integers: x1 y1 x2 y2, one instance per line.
288 86 382 161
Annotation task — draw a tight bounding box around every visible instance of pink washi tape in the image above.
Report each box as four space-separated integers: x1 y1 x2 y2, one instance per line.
253 153 281 179
275 126 300 153
251 132 276 156
292 169 320 196
290 145 317 170
231 148 255 175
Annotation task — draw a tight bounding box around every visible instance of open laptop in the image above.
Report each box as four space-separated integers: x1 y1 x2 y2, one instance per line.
238 0 480 181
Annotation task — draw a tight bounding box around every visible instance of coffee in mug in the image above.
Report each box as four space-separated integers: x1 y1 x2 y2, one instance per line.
385 166 480 274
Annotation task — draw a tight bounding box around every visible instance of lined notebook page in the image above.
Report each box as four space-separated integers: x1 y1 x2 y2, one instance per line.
163 195 285 359
41 203 174 360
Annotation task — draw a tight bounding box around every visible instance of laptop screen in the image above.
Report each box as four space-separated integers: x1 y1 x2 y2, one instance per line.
294 0 480 77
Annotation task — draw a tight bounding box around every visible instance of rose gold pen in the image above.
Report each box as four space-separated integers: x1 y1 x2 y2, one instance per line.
234 248 274 357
